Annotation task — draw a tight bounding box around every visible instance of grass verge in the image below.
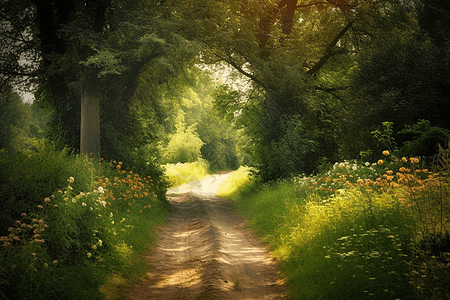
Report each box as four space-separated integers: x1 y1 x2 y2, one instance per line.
221 151 450 300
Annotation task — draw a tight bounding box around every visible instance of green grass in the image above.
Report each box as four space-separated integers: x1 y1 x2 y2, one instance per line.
163 159 210 187
221 152 450 300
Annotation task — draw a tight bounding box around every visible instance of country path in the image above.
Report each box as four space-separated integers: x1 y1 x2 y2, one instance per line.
121 172 288 300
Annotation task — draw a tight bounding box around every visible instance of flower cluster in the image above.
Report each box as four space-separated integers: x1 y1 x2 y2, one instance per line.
0 213 49 247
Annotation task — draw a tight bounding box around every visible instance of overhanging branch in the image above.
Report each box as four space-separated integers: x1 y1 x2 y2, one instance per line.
307 21 354 76
215 54 264 87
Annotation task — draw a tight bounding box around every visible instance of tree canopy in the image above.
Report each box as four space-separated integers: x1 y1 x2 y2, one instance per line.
2 0 449 181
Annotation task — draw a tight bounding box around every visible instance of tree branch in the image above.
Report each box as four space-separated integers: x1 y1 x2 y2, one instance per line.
215 54 265 87
307 21 353 76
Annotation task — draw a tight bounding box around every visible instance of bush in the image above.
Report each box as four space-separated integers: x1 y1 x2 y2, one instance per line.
0 144 94 236
162 124 204 164
0 158 169 299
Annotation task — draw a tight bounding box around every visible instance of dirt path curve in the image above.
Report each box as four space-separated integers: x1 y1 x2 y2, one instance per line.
121 173 288 300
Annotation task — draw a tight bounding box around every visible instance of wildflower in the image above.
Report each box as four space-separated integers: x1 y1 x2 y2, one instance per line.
377 160 384 165
116 165 121 169
402 157 408 163
98 240 103 246
390 182 399 188
82 202 87 206
37 205 43 209
410 157 420 164
87 252 92 258
21 213 27 217
382 150 390 156
365 162 370 166
68 177 75 183
92 245 97 250
53 260 58 264
97 186 104 194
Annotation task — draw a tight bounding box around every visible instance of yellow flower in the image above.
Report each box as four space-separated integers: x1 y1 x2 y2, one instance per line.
87 252 92 258
382 150 390 156
401 157 408 163
410 157 419 164
377 159 384 165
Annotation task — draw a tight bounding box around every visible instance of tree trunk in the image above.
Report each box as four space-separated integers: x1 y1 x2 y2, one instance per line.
80 86 101 156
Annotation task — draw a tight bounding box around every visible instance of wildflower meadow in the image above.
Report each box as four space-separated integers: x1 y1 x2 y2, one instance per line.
220 145 450 300
0 150 170 300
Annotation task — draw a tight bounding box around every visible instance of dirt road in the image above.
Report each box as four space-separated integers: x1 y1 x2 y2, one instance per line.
121 173 287 300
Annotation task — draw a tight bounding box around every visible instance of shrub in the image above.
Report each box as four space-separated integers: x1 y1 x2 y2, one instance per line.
0 145 94 236
162 124 204 164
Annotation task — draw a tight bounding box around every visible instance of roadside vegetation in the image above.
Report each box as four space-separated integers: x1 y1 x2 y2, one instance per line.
220 146 450 300
0 147 170 300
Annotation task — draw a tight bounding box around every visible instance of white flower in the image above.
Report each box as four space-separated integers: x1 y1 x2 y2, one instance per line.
97 186 104 194
68 177 75 183
365 162 370 166
82 202 87 206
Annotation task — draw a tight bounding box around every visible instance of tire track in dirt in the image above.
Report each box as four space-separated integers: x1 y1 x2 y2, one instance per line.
121 174 287 300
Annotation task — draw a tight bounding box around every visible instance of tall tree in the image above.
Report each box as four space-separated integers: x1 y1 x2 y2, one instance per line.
1 0 199 157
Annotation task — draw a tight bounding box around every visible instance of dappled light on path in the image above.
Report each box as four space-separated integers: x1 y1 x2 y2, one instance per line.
122 173 286 300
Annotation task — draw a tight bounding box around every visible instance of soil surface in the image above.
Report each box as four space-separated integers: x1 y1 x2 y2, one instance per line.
121 173 288 300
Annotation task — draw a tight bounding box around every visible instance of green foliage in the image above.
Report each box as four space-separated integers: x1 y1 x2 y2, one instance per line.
162 124 204 164
398 119 450 157
0 145 94 236
0 156 169 299
222 145 450 299
0 88 38 153
371 121 398 154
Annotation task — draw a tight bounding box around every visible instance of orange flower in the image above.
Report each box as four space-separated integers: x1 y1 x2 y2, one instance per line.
401 157 408 163
410 157 419 164
377 159 384 165
390 182 399 188
382 150 390 156
116 165 121 169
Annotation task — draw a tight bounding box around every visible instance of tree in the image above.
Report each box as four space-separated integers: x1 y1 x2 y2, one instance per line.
175 0 405 180
343 0 450 157
1 0 199 158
